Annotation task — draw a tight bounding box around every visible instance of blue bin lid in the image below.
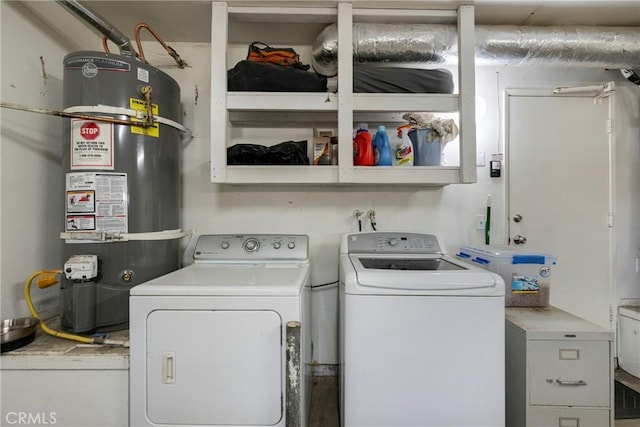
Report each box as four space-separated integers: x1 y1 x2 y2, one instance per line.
456 245 557 265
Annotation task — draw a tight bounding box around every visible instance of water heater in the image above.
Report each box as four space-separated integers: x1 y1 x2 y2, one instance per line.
60 51 182 332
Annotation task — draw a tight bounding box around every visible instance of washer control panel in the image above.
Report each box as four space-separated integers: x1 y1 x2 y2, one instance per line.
193 234 309 261
347 232 442 254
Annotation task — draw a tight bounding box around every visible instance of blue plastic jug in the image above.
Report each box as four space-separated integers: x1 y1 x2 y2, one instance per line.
373 125 392 166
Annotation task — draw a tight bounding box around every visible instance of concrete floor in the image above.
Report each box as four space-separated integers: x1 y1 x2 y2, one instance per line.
617 420 640 426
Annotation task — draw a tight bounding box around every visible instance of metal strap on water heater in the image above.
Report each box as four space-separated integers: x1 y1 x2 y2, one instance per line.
60 228 193 242
63 105 192 139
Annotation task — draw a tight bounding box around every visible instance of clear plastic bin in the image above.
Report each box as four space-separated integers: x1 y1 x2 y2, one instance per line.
456 245 556 307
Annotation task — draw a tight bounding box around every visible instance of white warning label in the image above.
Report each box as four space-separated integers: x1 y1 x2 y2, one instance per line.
67 190 95 213
65 172 127 234
66 214 96 231
71 119 114 170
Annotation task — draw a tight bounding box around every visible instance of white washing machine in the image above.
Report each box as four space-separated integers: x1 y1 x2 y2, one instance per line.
339 232 505 427
130 234 311 427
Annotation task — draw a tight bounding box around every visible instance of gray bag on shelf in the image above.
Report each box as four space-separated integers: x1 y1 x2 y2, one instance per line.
353 65 454 94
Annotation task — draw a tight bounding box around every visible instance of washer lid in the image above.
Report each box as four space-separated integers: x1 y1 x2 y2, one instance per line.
130 262 309 296
347 254 504 295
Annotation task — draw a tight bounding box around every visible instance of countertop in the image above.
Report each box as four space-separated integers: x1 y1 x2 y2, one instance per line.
1 316 129 369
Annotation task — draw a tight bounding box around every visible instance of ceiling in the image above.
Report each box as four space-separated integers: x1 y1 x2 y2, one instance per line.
15 0 640 48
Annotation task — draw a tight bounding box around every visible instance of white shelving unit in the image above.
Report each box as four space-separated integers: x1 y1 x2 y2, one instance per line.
211 1 476 185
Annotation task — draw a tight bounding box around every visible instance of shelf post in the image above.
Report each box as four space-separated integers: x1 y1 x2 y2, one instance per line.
337 2 354 183
211 2 229 183
458 5 477 184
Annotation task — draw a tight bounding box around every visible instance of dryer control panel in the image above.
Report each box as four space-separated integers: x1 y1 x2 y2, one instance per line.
346 232 442 254
193 234 309 261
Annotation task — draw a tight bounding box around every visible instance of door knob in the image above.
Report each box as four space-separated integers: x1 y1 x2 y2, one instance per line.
513 214 523 223
513 235 527 245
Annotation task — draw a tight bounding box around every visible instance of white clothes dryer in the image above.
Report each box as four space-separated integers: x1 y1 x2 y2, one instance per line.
339 232 505 427
130 234 311 427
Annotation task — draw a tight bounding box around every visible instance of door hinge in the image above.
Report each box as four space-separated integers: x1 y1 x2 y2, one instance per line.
608 212 614 227
607 119 613 134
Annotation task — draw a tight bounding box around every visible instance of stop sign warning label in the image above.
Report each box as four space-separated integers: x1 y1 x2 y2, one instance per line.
80 121 100 139
71 119 114 170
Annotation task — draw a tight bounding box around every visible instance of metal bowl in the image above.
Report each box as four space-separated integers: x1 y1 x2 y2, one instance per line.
1 317 39 352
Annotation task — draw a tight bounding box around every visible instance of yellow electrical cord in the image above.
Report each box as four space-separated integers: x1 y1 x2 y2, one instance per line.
24 270 96 344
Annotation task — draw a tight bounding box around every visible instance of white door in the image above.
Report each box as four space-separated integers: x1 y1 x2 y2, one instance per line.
506 88 613 328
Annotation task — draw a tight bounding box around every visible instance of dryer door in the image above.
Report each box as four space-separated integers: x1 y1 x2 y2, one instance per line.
146 310 282 425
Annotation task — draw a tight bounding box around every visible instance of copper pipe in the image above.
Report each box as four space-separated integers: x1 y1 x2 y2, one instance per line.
134 22 187 68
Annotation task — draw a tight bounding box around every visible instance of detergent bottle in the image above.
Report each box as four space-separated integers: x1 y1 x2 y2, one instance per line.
390 138 400 166
373 125 392 166
353 123 374 166
395 126 414 166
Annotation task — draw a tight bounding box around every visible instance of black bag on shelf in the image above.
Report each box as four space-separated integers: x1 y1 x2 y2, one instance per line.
227 60 328 92
227 140 310 165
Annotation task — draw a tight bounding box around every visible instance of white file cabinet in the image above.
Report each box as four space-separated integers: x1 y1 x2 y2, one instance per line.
505 306 613 427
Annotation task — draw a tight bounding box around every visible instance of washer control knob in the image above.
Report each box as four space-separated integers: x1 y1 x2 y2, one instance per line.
221 241 230 249
388 238 398 246
287 241 296 250
273 241 282 249
243 238 260 252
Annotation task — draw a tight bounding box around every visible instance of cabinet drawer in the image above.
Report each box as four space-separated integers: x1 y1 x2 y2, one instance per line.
528 406 610 427
529 340 609 406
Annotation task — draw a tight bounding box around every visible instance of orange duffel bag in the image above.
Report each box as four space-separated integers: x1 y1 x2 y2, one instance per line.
246 41 310 70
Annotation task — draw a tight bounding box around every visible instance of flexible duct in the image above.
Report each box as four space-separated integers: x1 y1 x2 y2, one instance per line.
56 0 137 56
312 23 640 76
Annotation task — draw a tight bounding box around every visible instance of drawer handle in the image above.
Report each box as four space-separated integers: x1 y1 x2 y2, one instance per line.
559 417 580 427
556 379 587 386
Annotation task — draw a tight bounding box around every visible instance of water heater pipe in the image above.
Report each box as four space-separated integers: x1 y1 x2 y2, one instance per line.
55 0 137 57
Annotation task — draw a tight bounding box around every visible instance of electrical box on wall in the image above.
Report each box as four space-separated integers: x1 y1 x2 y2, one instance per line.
490 160 501 177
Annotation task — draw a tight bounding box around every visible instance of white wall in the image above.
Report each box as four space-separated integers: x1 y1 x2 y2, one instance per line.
2 4 640 365
1 2 96 320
